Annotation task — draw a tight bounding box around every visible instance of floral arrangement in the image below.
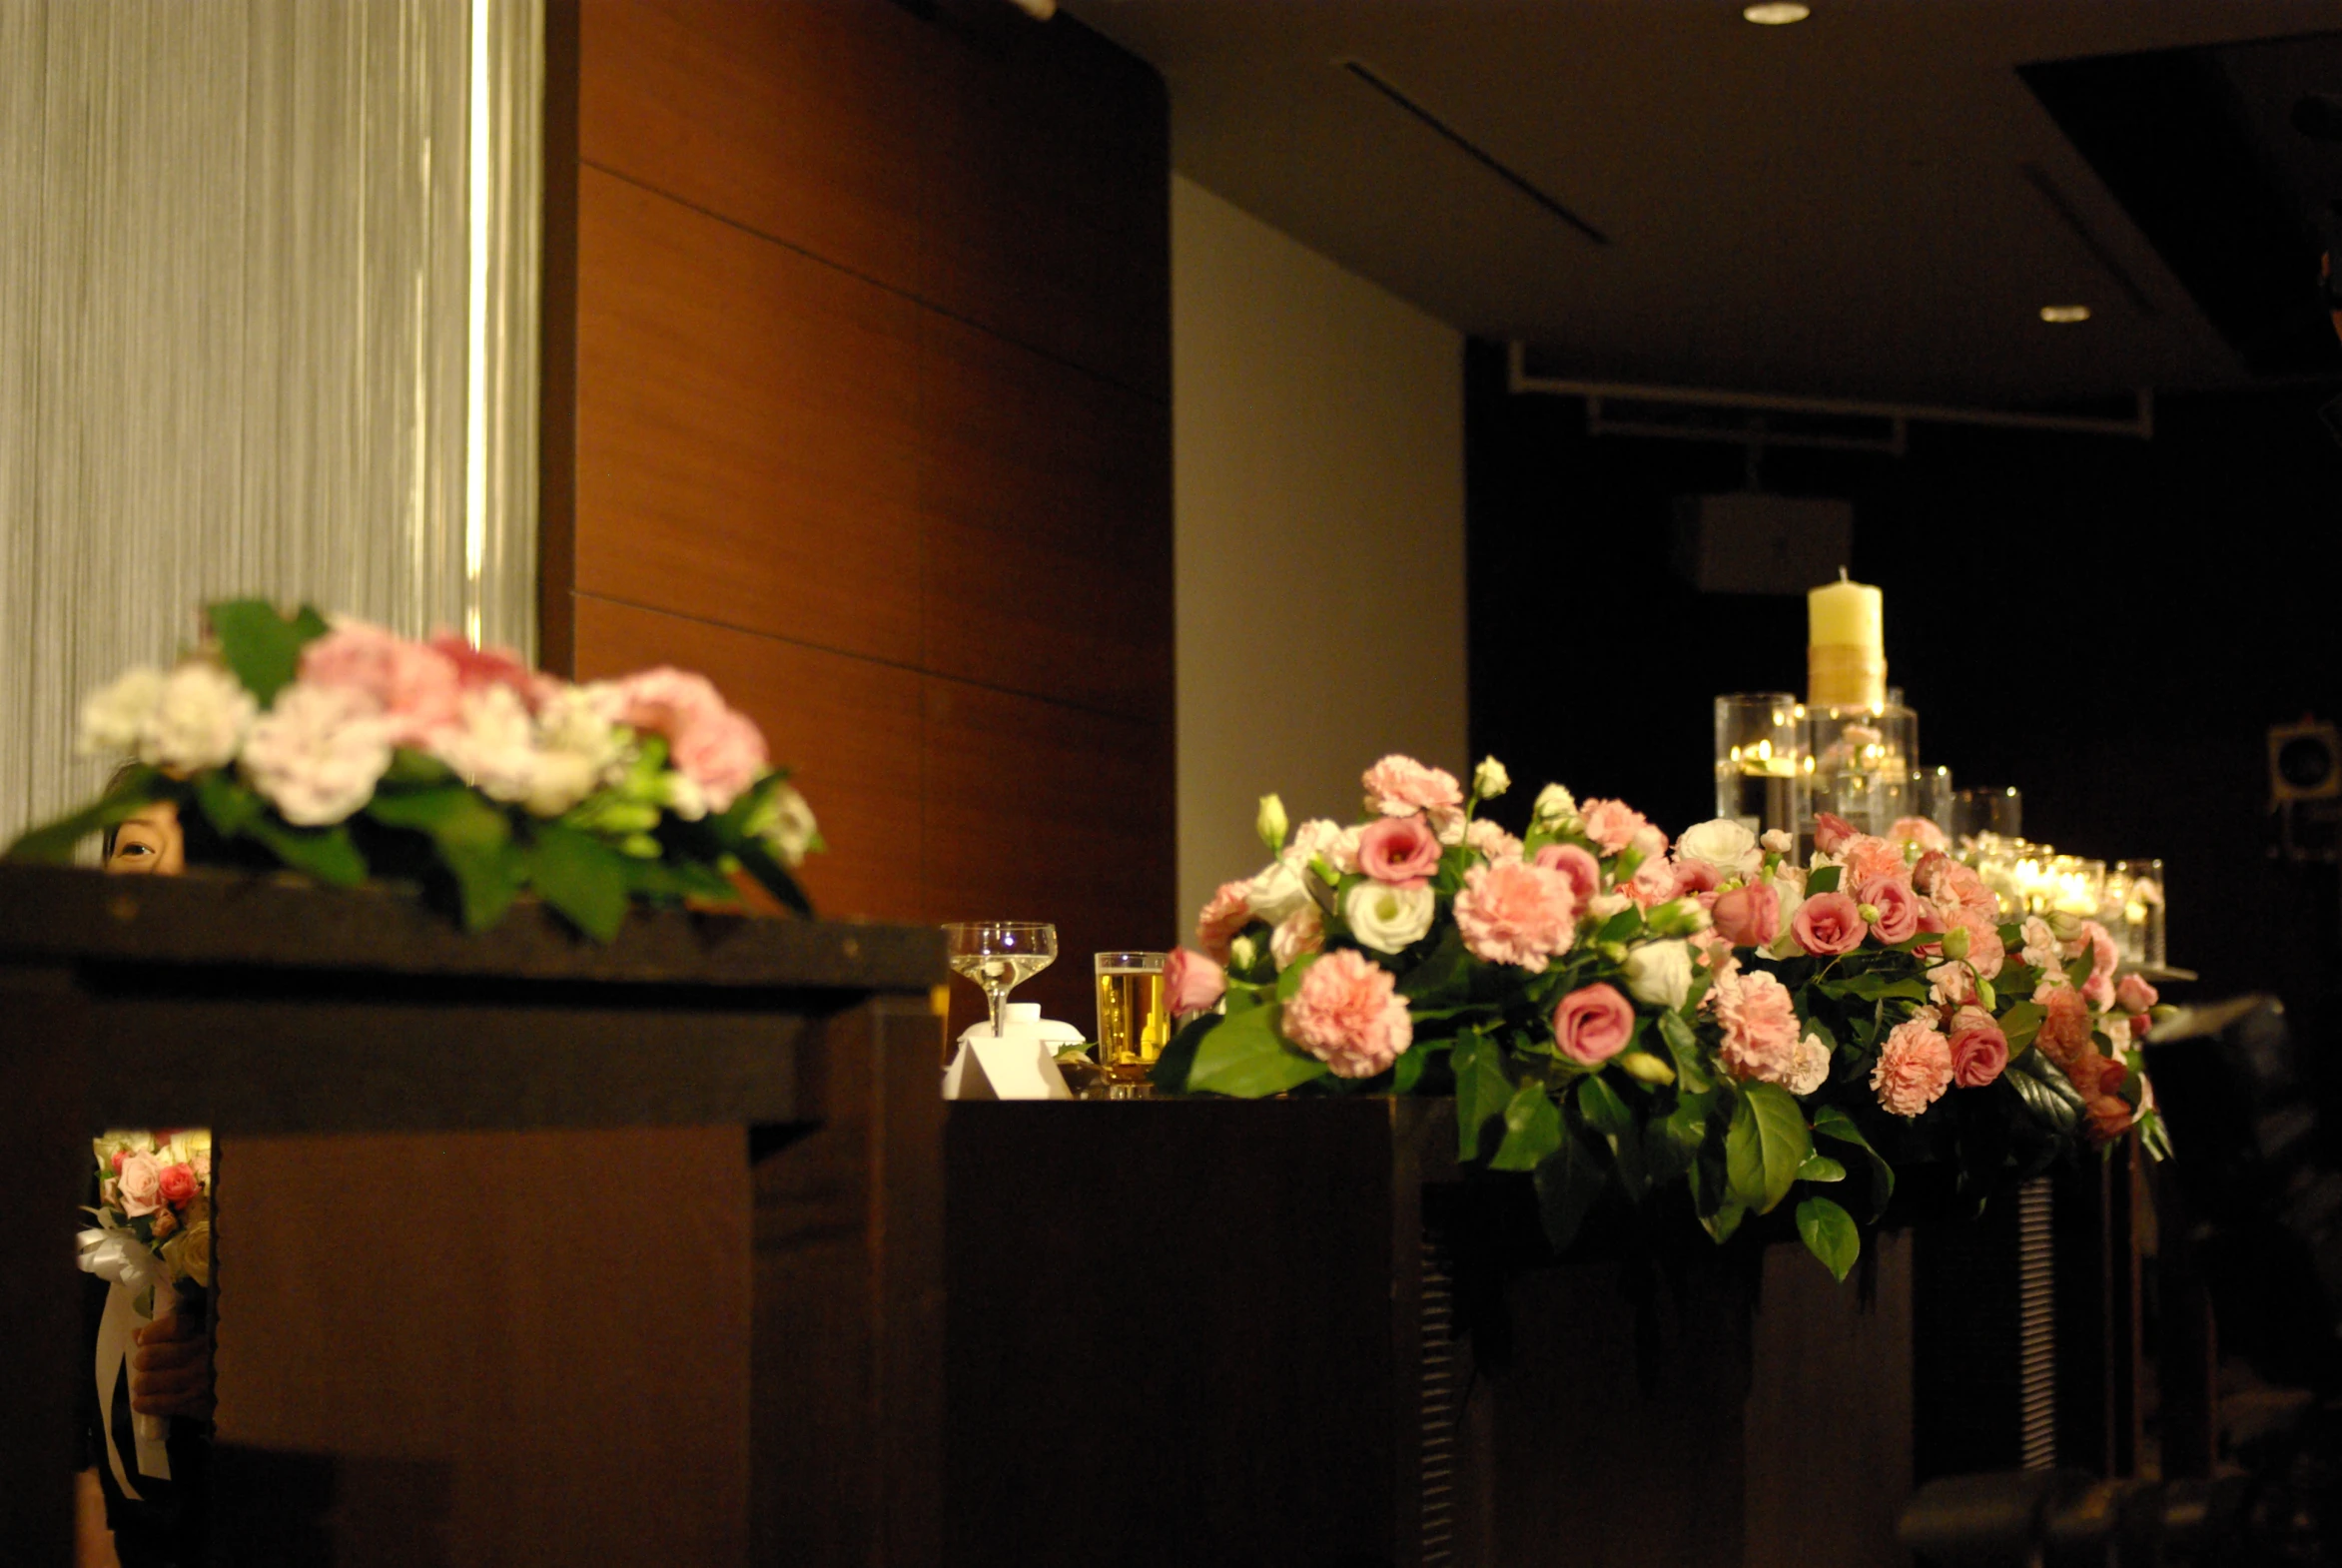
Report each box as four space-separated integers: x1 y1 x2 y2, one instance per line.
6 600 821 938
78 1129 215 1490
1152 754 2168 1280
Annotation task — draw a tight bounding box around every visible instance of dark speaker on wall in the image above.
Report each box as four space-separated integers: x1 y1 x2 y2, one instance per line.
1669 491 1854 594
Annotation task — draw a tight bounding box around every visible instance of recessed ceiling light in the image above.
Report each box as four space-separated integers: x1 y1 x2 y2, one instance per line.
2038 304 2092 324
1743 3 1812 23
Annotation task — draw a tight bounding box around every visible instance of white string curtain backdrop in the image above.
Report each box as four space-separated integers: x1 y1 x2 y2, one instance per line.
0 0 541 845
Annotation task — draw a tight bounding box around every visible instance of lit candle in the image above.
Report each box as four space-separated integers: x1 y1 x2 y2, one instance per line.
1807 570 1887 709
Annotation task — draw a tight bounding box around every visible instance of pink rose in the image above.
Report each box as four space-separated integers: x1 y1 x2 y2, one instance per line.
1890 816 1950 853
1452 861 1578 970
116 1152 162 1218
1946 1007 2008 1088
1532 843 1601 906
299 617 464 745
156 1162 199 1209
2115 974 2159 1015
1356 815 1443 888
2081 971 2115 1012
1872 1019 1954 1117
1552 982 1635 1065
1579 798 1653 857
1360 755 1463 818
1282 949 1412 1079
1163 947 1225 1019
1855 875 1921 944
2034 985 2093 1079
1813 812 1856 854
1711 882 1781 949
1709 968 1799 1084
1792 891 1865 955
1195 881 1253 963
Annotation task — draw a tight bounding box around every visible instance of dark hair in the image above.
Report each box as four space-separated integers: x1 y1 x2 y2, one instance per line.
97 763 240 868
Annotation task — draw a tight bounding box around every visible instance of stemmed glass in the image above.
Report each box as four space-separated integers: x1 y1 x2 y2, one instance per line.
944 922 1058 1037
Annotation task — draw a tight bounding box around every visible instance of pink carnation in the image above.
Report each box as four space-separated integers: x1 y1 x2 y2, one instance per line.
1946 1007 2009 1088
2081 971 2116 1012
617 668 768 814
1195 881 1253 963
1531 843 1601 906
1282 950 1411 1079
1452 860 1578 970
1552 982 1635 1065
1872 1019 1954 1117
1890 816 1951 854
1163 947 1225 1018
1857 876 1922 944
1361 755 1463 818
1578 798 1652 857
299 617 463 746
1842 835 1909 887
427 631 550 706
1792 891 1866 955
2034 985 2094 1080
1711 882 1780 948
1709 969 1799 1085
1356 815 1444 888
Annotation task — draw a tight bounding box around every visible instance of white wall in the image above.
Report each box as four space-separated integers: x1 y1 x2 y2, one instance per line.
1173 175 1467 931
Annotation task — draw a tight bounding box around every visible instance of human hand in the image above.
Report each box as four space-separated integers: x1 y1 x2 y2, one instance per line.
129 1306 214 1420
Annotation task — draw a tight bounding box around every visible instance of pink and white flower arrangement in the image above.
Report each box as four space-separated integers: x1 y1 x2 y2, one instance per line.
16 598 821 939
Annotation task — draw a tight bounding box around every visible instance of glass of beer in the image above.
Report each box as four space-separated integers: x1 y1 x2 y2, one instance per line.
1094 951 1171 1097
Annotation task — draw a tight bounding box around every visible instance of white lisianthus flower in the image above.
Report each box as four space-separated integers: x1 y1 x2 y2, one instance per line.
1255 793 1288 853
1587 890 1632 921
1289 818 1356 878
2104 1016 2132 1055
1531 783 1579 830
240 683 393 826
78 666 167 757
1622 939 1693 1010
527 683 633 817
1246 856 1312 925
1788 1030 1832 1096
1473 757 1510 799
142 662 257 773
435 685 540 806
662 769 710 822
1343 880 1436 954
752 782 822 866
1675 818 1761 878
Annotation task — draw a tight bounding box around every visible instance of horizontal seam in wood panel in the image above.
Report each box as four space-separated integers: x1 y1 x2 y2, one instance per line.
574 590 1159 726
579 159 1168 406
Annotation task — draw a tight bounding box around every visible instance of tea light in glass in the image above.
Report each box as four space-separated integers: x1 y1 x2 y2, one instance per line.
1714 692 1807 835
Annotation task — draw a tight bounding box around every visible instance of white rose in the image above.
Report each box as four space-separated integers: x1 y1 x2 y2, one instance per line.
78 666 167 756
1532 783 1578 828
1622 940 1693 1010
240 683 392 827
1247 856 1312 924
140 662 256 773
1473 757 1510 799
1343 880 1435 954
1788 1030 1832 1096
1675 818 1760 877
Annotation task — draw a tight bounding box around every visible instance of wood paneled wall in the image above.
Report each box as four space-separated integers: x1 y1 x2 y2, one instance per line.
544 0 1174 1031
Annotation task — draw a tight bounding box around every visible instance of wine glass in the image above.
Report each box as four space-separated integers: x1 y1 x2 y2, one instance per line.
944 922 1058 1038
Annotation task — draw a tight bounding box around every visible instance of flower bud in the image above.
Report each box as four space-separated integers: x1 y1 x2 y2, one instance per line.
1940 926 1971 961
1975 977 1996 1012
1473 757 1510 800
1614 1050 1676 1087
1599 940 1630 966
1255 793 1288 853
1532 782 1578 827
1857 903 1881 925
1228 934 1259 973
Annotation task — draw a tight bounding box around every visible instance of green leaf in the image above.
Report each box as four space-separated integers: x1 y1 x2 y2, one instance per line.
1185 1003 1329 1098
1396 924 1469 1005
527 822 632 941
1489 1084 1564 1172
2004 1049 2084 1137
1810 1106 1895 1219
206 598 324 706
1597 908 1641 945
1825 971 1930 1003
1149 1014 1216 1092
1701 1199 1746 1243
1997 999 2046 1055
1453 1032 1516 1163
4 767 170 862
724 837 814 917
1726 1081 1811 1214
1532 1134 1606 1252
1222 984 1263 1017
247 820 368 888
1656 1009 1714 1093
1797 1152 1847 1182
1389 1048 1428 1095
1573 1074 1646 1197
1275 951 1321 1003
369 788 524 931
195 772 263 839
1806 864 1842 895
382 748 458 787
1795 1194 1861 1281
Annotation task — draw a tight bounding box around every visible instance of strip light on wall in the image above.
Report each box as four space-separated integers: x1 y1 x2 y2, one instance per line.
463 0 492 647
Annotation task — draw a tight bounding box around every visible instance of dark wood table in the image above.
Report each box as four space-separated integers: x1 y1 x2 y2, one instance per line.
0 862 944 1566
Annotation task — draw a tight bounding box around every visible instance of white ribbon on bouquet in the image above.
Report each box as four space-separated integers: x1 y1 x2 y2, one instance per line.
77 1223 174 1497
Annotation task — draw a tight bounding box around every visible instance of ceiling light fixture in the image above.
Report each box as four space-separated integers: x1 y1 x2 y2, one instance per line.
1742 4 1811 23
2038 304 2093 324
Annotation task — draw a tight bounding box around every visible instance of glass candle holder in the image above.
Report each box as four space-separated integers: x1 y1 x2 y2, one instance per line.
1714 692 1806 835
2115 857 2166 968
1949 786 2023 844
1805 702 1917 837
2045 855 2105 920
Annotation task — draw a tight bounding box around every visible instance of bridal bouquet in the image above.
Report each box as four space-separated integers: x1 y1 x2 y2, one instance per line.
1151 755 2167 1280
78 1129 214 1490
6 600 821 938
